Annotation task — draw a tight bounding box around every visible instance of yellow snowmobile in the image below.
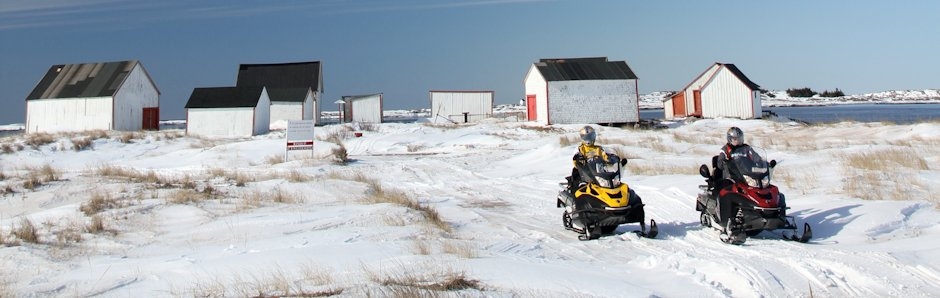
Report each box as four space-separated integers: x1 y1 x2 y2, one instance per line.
557 154 657 240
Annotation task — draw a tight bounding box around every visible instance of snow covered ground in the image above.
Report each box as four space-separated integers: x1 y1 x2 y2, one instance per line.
1 113 940 297
638 89 940 109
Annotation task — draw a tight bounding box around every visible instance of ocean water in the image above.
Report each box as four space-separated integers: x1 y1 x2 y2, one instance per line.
641 103 940 124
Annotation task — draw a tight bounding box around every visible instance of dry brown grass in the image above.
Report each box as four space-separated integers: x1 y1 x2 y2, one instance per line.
80 192 122 215
626 161 694 176
772 168 819 195
266 154 285 165
85 215 107 234
26 132 56 149
840 148 930 201
332 144 349 164
12 218 40 244
182 264 343 298
365 264 484 296
54 224 83 247
272 187 304 204
281 170 312 182
442 239 479 258
842 148 929 171
22 164 60 190
117 132 140 143
70 136 94 151
167 189 206 204
361 176 451 233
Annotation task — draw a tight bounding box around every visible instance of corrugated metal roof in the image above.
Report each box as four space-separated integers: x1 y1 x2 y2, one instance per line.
185 86 265 109
26 60 139 100
534 57 638 81
720 63 761 90
236 61 321 91
266 88 309 102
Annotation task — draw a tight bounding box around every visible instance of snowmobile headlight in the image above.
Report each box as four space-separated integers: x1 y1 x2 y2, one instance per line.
761 176 770 188
744 175 759 188
595 176 612 188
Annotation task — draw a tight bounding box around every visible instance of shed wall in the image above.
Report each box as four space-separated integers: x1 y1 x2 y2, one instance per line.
429 91 494 123
351 94 383 123
26 97 112 133
546 80 639 124
187 108 256 138
112 64 159 131
701 68 757 119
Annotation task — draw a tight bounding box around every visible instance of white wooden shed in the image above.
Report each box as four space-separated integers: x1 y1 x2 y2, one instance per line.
523 57 639 125
429 91 494 123
664 62 762 120
236 61 322 126
341 93 383 123
184 86 270 138
25 60 160 134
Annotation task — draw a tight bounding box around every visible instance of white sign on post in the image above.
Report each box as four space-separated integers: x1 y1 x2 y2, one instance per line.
286 120 315 159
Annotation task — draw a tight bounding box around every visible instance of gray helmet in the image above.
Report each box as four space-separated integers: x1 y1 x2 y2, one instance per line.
727 126 744 146
579 126 596 145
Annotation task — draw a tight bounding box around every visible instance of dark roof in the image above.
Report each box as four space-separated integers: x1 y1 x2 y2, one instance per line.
235 61 321 92
534 57 638 81
342 93 382 102
720 63 761 90
27 60 142 100
266 88 309 102
184 86 266 109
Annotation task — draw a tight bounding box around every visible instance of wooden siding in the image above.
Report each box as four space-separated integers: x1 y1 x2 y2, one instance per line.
701 68 757 119
187 108 257 138
349 94 383 123
26 97 113 133
112 63 159 131
271 102 303 125
429 91 494 123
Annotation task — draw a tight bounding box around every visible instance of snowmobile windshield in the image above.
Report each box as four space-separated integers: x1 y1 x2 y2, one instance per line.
728 146 772 188
583 155 622 188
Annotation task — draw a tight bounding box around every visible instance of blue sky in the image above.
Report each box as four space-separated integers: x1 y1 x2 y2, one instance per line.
1 0 938 123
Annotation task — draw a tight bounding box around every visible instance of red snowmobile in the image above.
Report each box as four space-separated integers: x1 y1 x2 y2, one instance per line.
696 146 811 244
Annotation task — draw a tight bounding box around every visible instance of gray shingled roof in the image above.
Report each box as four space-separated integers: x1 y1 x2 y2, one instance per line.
534 57 638 81
185 86 266 109
236 61 320 91
26 60 140 100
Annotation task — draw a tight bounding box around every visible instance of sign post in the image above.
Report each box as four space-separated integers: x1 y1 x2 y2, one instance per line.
286 120 315 160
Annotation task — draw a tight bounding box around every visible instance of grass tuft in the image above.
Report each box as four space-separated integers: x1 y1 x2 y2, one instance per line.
12 218 40 244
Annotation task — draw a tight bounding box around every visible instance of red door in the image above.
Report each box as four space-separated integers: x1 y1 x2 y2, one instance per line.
693 90 702 116
142 107 159 130
526 95 537 121
673 93 686 116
